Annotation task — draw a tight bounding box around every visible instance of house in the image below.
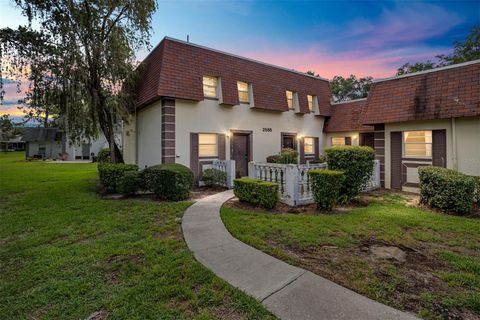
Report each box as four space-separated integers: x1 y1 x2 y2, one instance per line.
0 131 25 152
124 37 331 179
362 60 480 192
124 36 479 190
23 128 64 159
23 127 122 161
323 98 374 148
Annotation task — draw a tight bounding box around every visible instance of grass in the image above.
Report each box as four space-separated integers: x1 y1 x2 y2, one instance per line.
221 193 480 319
0 152 275 320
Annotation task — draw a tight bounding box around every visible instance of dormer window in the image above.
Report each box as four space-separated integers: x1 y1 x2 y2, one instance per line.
203 76 218 98
286 91 294 110
307 95 313 111
237 81 250 103
308 95 319 113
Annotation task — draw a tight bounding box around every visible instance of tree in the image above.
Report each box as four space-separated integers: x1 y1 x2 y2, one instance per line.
0 114 14 132
330 75 373 102
396 26 479 76
396 61 436 76
306 70 320 77
0 0 157 162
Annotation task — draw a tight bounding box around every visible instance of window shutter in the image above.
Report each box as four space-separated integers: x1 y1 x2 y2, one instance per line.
432 129 446 168
217 133 226 160
190 133 199 183
345 137 352 145
314 137 320 159
390 132 402 190
299 138 306 164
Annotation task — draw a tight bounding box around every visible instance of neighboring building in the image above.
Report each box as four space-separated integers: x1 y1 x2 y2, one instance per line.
124 37 331 179
363 60 480 193
323 98 374 148
23 128 64 159
0 131 25 152
124 36 479 191
23 127 122 161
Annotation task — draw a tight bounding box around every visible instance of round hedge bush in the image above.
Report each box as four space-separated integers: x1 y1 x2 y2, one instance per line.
117 171 142 195
309 169 345 210
142 163 194 201
97 148 111 163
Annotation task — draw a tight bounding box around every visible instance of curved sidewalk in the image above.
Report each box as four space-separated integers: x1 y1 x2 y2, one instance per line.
182 190 418 320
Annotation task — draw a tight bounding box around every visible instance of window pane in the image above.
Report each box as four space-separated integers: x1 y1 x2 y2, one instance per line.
332 137 345 146
237 81 248 92
286 91 293 100
203 76 217 97
404 131 432 143
199 145 218 157
307 95 313 110
304 137 314 154
404 143 432 157
199 133 217 145
238 91 249 103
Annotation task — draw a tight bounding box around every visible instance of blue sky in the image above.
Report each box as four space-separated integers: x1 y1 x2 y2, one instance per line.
1 0 479 117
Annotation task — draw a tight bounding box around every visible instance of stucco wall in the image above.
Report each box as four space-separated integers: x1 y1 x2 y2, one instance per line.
130 98 326 168
174 99 325 168
123 116 137 165
455 117 480 176
324 131 360 148
136 102 163 167
64 132 123 161
384 117 479 190
26 141 63 159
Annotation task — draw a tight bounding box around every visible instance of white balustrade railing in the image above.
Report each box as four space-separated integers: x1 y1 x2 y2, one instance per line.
248 160 380 206
211 159 236 188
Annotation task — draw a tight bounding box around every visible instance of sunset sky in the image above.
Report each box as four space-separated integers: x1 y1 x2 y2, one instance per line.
1 0 479 118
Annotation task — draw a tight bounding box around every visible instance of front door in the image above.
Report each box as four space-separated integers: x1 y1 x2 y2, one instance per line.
231 133 250 177
82 143 91 160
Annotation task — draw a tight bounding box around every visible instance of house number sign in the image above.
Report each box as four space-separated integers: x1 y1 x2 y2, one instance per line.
262 128 273 132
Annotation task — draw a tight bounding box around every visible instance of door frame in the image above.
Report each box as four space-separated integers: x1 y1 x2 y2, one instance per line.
230 129 253 176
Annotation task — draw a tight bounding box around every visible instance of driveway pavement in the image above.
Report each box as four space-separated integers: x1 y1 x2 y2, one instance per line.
182 190 419 320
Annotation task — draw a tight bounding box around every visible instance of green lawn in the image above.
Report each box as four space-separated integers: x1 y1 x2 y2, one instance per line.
0 152 274 320
221 193 480 319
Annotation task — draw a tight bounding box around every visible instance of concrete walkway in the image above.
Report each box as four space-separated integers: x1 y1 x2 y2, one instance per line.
182 190 419 320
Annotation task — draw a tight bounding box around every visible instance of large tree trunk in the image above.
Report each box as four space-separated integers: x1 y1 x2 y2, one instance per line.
98 109 124 163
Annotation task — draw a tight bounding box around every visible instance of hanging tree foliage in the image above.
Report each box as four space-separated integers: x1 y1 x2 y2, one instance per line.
0 0 157 162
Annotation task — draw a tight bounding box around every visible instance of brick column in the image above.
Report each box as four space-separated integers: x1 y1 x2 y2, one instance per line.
161 98 175 164
374 124 385 187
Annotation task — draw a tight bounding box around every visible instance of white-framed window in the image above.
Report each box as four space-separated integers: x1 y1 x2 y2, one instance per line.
307 95 314 111
198 133 218 157
403 131 432 158
237 81 250 103
203 76 218 98
286 90 294 109
304 137 314 154
331 137 345 146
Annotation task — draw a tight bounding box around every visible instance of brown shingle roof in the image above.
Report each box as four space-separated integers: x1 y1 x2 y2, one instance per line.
136 37 332 115
324 99 373 133
363 61 480 124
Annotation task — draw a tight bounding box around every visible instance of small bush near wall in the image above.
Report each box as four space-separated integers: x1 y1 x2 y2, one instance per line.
97 148 111 163
309 155 327 164
266 155 280 163
118 171 142 195
472 176 480 203
98 163 139 193
233 178 279 209
325 146 375 199
142 163 194 201
278 148 298 164
309 170 345 210
418 166 475 214
202 168 226 187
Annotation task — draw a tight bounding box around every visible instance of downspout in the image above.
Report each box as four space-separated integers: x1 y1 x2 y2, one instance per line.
135 107 138 165
451 118 458 171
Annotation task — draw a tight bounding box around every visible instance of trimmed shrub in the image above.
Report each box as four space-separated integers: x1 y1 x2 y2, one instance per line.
233 178 279 209
201 168 226 187
309 170 345 210
325 146 375 199
309 155 327 164
278 148 298 164
97 148 111 163
266 155 280 163
142 163 194 201
118 171 142 195
472 176 480 203
418 166 475 214
98 163 138 193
